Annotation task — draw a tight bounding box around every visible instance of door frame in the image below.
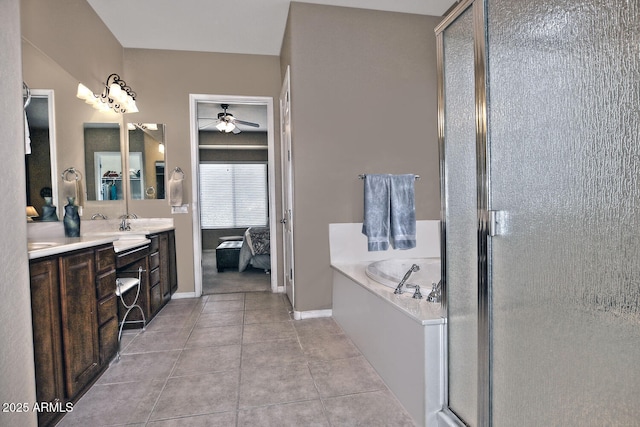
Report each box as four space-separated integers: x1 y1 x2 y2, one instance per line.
189 94 278 297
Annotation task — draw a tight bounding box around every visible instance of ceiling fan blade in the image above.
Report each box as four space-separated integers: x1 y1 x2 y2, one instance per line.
198 119 219 130
232 126 242 134
233 119 260 128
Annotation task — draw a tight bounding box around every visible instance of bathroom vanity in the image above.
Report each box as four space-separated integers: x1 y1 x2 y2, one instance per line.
27 221 176 427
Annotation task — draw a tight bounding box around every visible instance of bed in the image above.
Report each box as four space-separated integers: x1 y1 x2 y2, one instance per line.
238 226 271 272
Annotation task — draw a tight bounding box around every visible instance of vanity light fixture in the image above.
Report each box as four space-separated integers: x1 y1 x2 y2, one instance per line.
76 74 139 114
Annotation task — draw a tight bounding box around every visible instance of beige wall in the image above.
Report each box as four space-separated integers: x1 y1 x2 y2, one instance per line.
1 0 37 425
21 0 123 90
123 48 282 293
283 3 442 311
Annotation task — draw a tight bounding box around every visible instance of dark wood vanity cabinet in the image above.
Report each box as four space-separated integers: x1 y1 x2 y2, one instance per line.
148 230 177 317
58 249 101 399
29 244 117 427
29 258 63 427
95 245 118 365
168 230 177 294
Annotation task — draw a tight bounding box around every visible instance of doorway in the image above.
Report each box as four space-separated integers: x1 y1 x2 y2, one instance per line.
190 95 278 297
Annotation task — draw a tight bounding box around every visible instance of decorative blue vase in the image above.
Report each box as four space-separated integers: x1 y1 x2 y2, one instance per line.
41 197 58 222
63 197 80 237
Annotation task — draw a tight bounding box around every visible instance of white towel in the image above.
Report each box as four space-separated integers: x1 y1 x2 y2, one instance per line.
168 169 185 207
61 179 78 202
24 111 31 155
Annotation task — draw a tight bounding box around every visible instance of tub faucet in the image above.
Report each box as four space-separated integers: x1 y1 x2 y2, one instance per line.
91 213 107 220
394 264 420 294
427 280 442 303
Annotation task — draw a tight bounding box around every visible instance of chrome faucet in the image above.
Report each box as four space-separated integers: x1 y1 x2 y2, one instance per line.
394 264 420 294
91 213 107 220
119 214 131 231
427 280 442 303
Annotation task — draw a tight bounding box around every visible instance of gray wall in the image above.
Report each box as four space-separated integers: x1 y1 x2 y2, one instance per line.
0 0 38 425
282 3 442 311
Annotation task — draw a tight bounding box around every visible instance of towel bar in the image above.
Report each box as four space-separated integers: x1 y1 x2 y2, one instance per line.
358 174 420 180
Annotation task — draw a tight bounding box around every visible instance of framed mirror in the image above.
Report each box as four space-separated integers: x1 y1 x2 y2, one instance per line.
84 123 123 201
24 89 58 219
127 123 166 200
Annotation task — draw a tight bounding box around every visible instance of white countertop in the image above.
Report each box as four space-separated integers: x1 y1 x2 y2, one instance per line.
331 261 445 326
27 236 116 259
27 218 174 259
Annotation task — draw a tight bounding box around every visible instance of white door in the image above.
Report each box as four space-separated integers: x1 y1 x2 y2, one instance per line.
280 67 295 308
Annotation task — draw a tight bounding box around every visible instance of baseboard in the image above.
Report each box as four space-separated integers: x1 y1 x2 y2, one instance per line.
293 309 333 320
172 292 197 299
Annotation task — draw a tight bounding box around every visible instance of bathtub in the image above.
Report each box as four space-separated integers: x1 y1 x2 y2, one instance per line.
365 258 441 294
329 221 445 427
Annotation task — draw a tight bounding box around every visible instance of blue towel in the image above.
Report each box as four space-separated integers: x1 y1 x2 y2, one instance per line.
362 174 390 251
389 174 416 249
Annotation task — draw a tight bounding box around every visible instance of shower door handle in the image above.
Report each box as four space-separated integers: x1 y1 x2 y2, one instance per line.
488 210 507 237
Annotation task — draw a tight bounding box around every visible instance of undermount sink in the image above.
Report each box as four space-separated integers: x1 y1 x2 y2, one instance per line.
28 242 60 250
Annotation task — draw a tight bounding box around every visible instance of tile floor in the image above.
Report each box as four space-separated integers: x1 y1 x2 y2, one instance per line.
58 292 416 426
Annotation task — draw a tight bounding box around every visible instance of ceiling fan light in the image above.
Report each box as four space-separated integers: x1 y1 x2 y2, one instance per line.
225 122 236 133
216 121 227 132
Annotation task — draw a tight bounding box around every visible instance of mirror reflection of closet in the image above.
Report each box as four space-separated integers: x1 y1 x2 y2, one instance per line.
84 123 123 201
24 88 58 217
127 123 166 200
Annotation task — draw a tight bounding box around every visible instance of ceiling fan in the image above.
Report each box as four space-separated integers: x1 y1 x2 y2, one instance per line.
199 104 260 134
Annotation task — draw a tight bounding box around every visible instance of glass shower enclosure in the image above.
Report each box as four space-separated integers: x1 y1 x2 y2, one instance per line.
437 0 640 425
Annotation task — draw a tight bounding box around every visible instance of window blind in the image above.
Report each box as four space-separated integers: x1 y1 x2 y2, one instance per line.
199 163 268 229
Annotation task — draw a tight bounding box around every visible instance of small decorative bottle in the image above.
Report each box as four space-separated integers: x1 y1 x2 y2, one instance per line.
63 197 80 237
41 196 58 222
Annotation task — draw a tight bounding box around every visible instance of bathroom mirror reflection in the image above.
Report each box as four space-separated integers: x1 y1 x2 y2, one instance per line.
84 123 123 201
25 89 58 218
127 123 166 200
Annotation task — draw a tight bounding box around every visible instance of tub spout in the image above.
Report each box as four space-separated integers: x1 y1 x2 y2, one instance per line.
394 264 420 294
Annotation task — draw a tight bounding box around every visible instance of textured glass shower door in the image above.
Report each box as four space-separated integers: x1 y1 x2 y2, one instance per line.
487 0 640 425
440 4 478 425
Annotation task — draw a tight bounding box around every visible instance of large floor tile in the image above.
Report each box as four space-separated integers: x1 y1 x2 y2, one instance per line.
241 339 306 369
239 363 319 409
98 350 181 384
237 399 329 427
184 325 243 348
242 321 297 343
207 293 245 301
172 345 241 377
299 333 361 361
309 356 387 397
122 329 190 354
149 371 240 421
57 380 164 426
244 307 292 324
201 299 245 313
322 390 416 427
194 310 244 329
293 317 344 338
146 411 236 426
